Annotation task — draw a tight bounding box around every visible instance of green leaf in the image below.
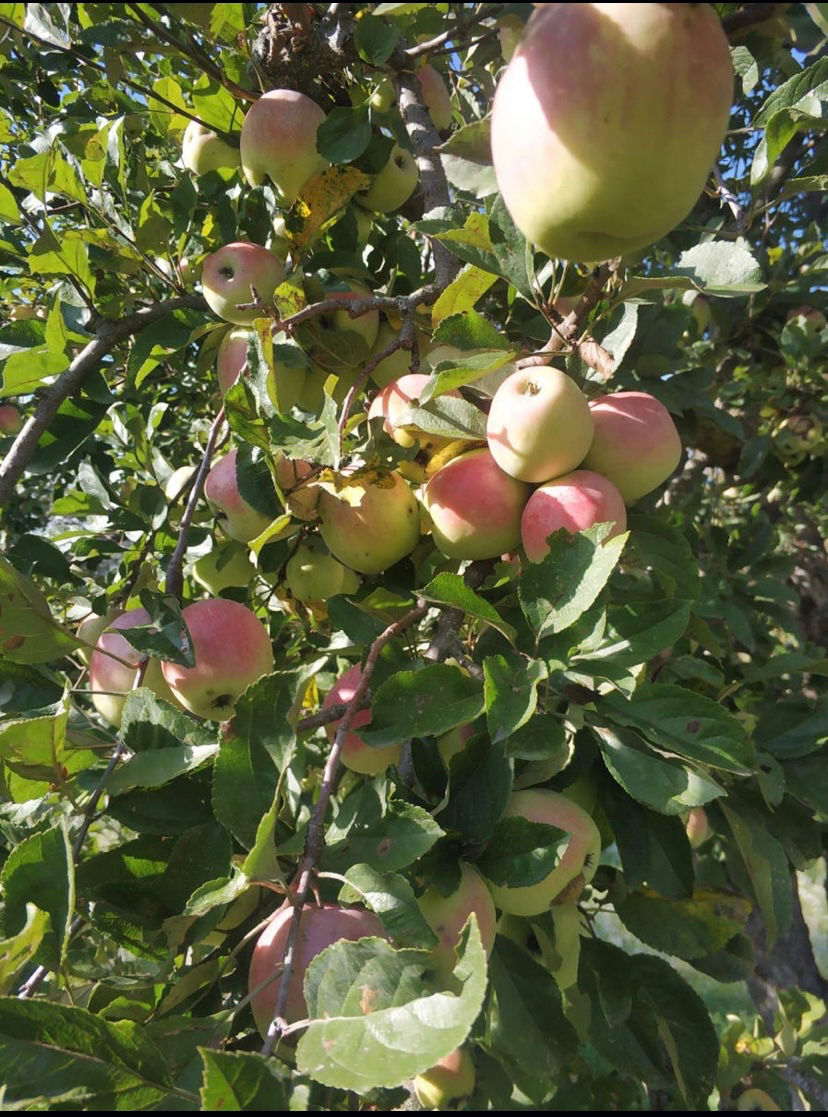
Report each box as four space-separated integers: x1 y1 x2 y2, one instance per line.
230 668 303 773
419 572 516 643
119 690 213 754
198 1049 290 1111
476 815 568 888
784 750 828 814
397 393 487 440
594 726 725 815
0 695 70 783
614 888 752 961
212 732 279 851
363 664 485 746
484 652 547 742
598 683 755 774
721 801 793 948
0 904 48 995
600 778 694 899
432 309 510 351
0 180 20 223
296 916 487 1092
436 736 512 844
518 524 627 640
325 787 443 873
674 240 766 297
354 13 400 63
0 823 74 970
580 598 692 668
0 998 181 1110
627 513 700 599
432 263 497 323
125 590 193 666
316 106 372 164
420 347 516 399
750 57 827 184
483 936 578 1104
0 556 79 664
338 864 438 948
489 192 534 300
161 822 233 913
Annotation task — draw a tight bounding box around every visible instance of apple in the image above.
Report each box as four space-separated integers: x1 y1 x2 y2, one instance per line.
240 88 329 205
201 242 285 325
423 447 531 560
369 75 395 114
368 373 460 453
302 278 380 363
735 1089 782 1112
88 608 181 727
521 469 627 561
160 598 273 720
368 321 430 388
275 454 319 521
191 541 255 594
76 606 119 667
216 327 251 395
354 143 419 214
181 120 240 175
486 365 593 483
580 391 682 502
684 806 712 849
163 465 196 502
413 1047 475 1109
285 543 360 603
417 862 497 981
536 901 582 991
491 3 733 261
323 663 403 775
270 215 292 261
317 469 420 574
0 403 23 435
480 789 601 917
249 901 387 1036
416 64 453 131
204 449 273 544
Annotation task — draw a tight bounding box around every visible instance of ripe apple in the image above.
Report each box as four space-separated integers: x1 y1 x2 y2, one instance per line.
163 465 196 502
302 278 380 364
216 327 251 394
249 902 387 1037
285 543 360 603
416 64 453 131
684 806 713 849
486 365 593 483
181 120 240 175
204 449 272 543
413 1047 476 1109
317 470 420 574
417 862 497 981
368 373 460 453
581 391 682 502
275 454 319 521
480 789 601 916
491 3 733 261
160 598 274 720
322 662 403 775
354 143 419 213
191 541 255 594
76 606 120 667
88 608 181 727
201 242 285 325
0 403 23 435
423 447 531 560
240 88 329 205
521 469 627 561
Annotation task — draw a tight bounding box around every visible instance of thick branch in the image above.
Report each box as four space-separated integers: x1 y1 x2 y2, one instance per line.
0 294 208 508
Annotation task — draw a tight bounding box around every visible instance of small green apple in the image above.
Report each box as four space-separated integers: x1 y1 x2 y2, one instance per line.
412 1047 475 1109
181 120 240 176
285 543 360 603
355 143 418 214
191 541 255 594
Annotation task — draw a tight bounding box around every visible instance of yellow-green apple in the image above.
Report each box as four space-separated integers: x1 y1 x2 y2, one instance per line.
684 806 712 849
581 391 682 502
317 469 420 574
204 449 272 543
355 143 419 213
424 447 531 560
0 404 23 435
369 75 395 114
368 321 432 388
368 373 461 453
76 606 120 666
491 3 733 261
735 1088 782 1112
486 365 593 483
216 327 251 394
521 469 627 561
533 901 582 991
240 88 328 204
436 722 474 765
88 608 181 727
191 541 255 594
413 1047 476 1109
285 543 360 603
201 242 285 325
270 215 292 261
302 278 380 361
249 902 387 1036
417 862 497 981
163 465 196 502
323 663 403 775
181 120 240 175
160 598 273 720
416 64 453 131
480 789 601 916
217 327 307 411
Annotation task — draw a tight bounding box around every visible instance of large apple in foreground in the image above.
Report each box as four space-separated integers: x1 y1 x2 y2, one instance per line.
181 120 240 176
486 365 593 483
201 242 285 325
480 789 601 916
424 447 531 560
240 88 328 204
581 391 682 502
520 469 627 561
323 663 403 775
317 470 420 574
160 598 273 720
249 902 387 1036
88 608 180 727
491 3 733 261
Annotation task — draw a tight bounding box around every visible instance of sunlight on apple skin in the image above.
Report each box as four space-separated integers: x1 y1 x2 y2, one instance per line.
204 449 272 544
581 391 682 503
520 469 628 561
317 471 420 575
322 663 403 776
355 143 419 214
417 862 497 981
88 608 181 727
412 1047 475 1109
240 88 328 205
181 120 239 176
285 543 360 603
201 242 285 325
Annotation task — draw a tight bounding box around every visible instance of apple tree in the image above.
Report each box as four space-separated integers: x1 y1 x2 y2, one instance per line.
0 2 825 1111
